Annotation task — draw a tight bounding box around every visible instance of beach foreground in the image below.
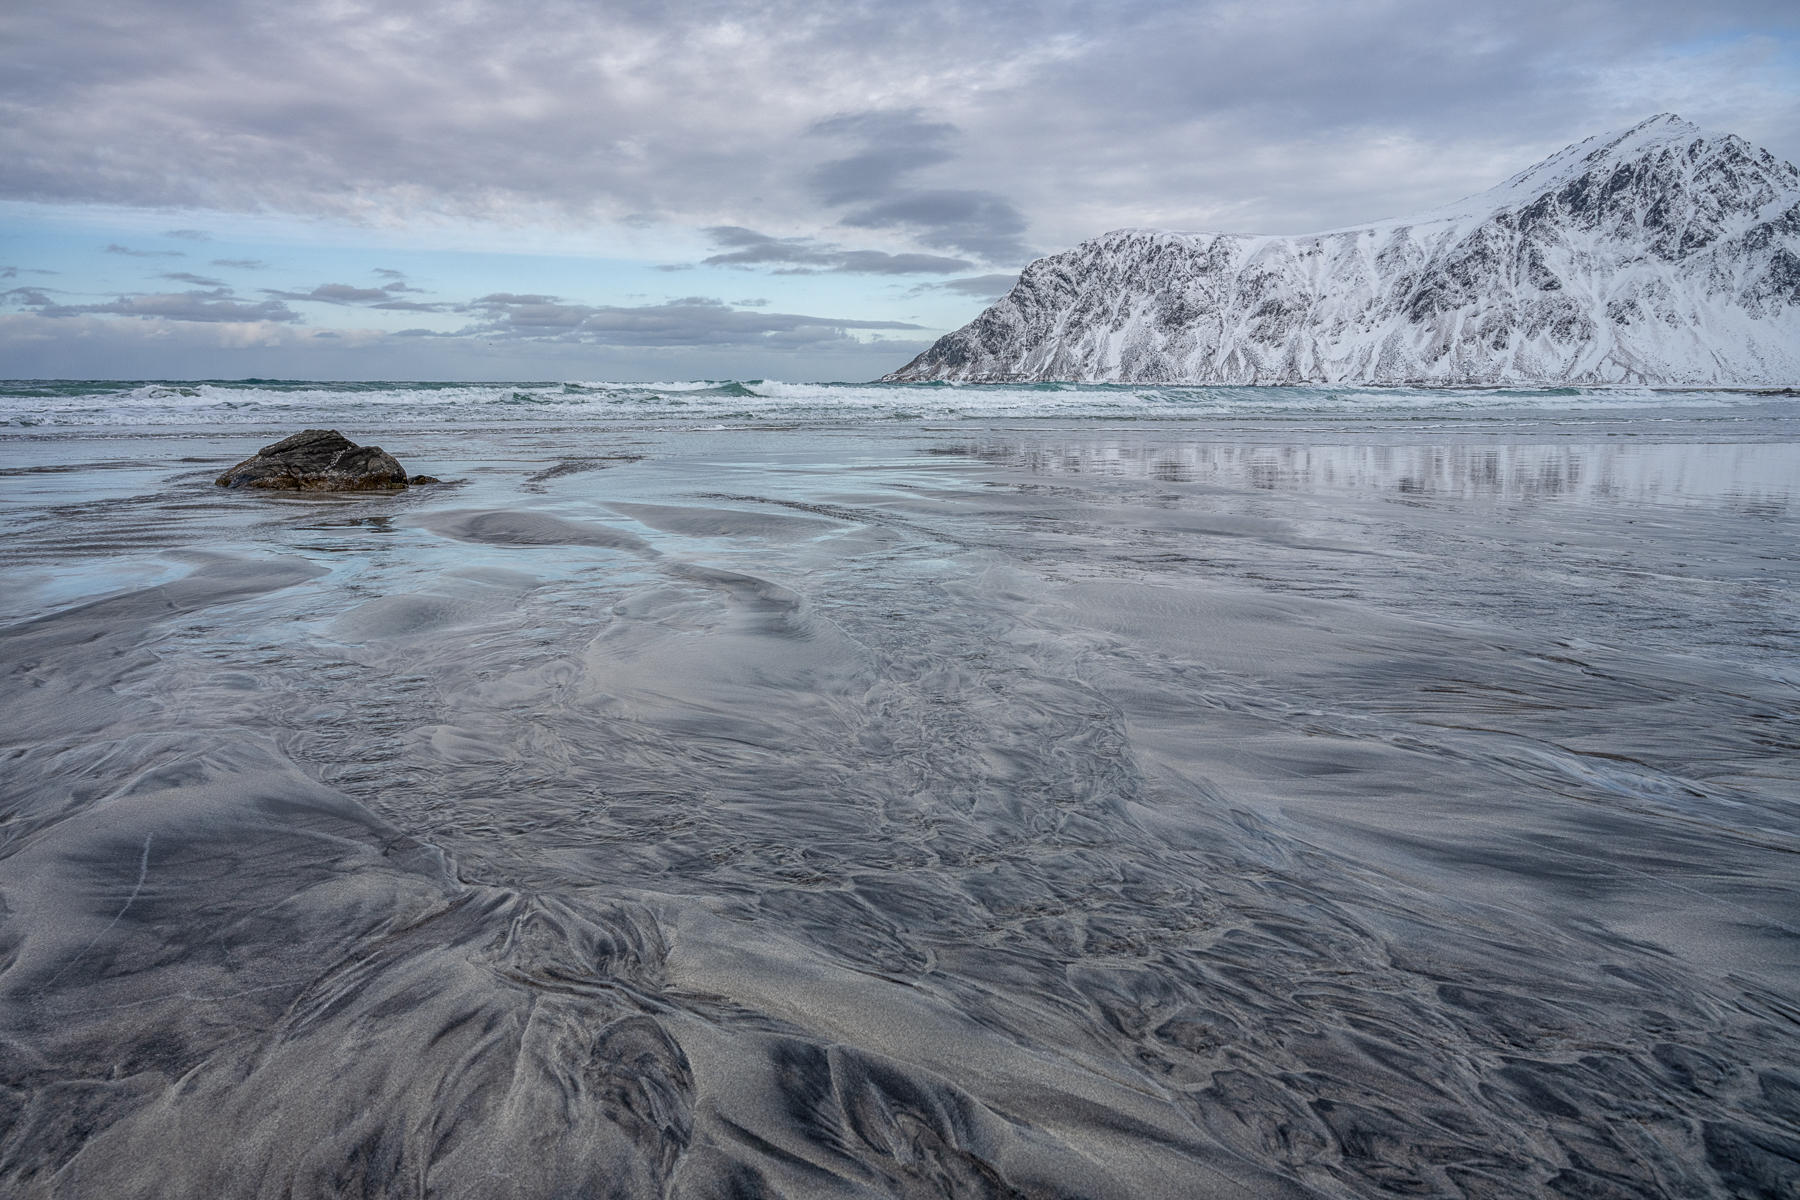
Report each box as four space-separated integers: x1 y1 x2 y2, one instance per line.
1 387 1796 1198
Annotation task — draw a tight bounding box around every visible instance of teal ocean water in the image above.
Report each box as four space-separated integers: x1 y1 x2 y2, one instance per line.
3 376 1794 428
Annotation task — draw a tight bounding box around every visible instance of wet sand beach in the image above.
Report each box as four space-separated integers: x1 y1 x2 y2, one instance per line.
1 395 1797 1198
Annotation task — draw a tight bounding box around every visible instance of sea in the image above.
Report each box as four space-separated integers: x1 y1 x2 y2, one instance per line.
1 379 1796 1198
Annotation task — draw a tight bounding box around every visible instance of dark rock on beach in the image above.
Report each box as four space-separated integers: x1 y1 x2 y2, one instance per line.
215 429 410 491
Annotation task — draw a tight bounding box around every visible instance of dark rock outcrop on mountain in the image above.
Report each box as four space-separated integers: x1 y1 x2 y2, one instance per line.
886 115 1800 386
216 429 410 491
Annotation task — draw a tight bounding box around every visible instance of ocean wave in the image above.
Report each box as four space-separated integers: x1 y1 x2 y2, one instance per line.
0 378 1781 429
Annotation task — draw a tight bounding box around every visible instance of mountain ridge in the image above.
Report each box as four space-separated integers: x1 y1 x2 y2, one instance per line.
884 116 1800 386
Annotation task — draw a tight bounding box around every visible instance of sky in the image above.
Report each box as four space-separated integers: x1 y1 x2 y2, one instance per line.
2 0 1797 382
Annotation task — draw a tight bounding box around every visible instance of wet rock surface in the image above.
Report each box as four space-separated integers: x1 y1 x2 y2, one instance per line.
216 429 409 491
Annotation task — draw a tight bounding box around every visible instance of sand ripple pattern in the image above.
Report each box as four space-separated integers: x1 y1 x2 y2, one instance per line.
0 422 1796 1198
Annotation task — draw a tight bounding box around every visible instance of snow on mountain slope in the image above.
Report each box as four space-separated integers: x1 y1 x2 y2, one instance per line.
884 116 1800 385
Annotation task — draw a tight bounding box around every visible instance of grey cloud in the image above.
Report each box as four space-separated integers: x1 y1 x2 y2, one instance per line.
105 243 183 258
471 292 560 307
808 110 960 149
806 110 958 205
160 271 227 287
212 259 269 270
707 226 780 249
697 235 823 267
370 299 451 312
108 293 299 323
1 0 1794 281
809 110 1033 264
263 281 448 310
303 283 392 304
374 269 424 292
699 227 974 274
1 267 14 279
164 228 209 240
6 270 903 354
914 273 1020 299
463 293 921 348
839 189 1029 262
0 308 933 380
835 250 980 273
266 283 398 304
29 289 301 323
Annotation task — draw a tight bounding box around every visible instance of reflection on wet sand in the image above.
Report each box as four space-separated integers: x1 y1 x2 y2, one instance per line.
0 420 1796 1198
933 436 1796 509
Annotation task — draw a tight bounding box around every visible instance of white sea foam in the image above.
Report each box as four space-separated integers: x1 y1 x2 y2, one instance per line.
0 378 1783 430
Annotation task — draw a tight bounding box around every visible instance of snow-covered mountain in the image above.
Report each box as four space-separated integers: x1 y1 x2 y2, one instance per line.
884 115 1800 386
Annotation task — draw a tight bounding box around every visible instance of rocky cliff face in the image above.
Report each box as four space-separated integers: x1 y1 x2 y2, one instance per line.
885 116 1800 385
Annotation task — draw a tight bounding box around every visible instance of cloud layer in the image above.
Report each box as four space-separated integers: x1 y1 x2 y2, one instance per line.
2 274 922 357
458 293 920 348
697 226 975 274
5 0 1796 260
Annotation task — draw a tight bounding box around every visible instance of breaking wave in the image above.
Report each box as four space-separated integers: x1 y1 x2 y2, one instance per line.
0 378 1780 429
